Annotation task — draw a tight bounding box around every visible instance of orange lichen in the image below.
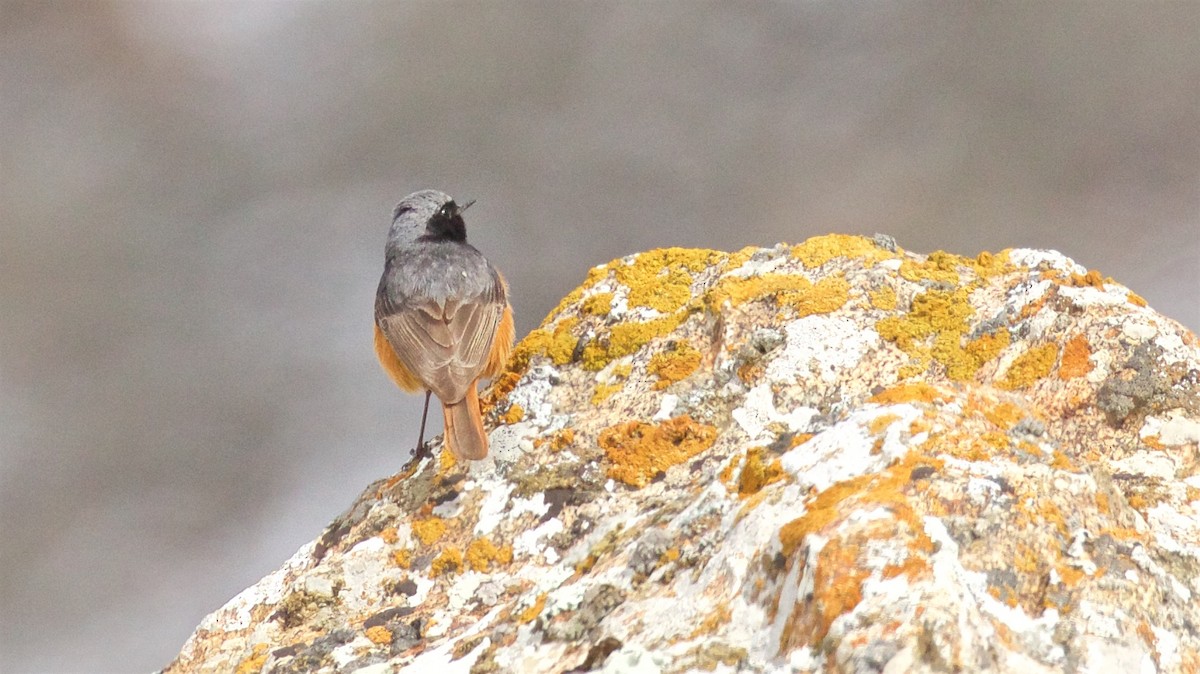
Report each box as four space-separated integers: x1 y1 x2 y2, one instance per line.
779 452 942 557
1058 334 1093 379
1050 450 1076 471
379 527 399 545
791 234 899 268
365 625 393 645
431 547 463 576
737 361 764 384
465 538 514 572
780 536 870 648
412 518 447 545
737 447 785 497
483 370 521 407
501 404 525 425
780 514 933 650
869 286 897 310
690 604 733 638
599 416 719 487
1127 292 1148 307
518 593 548 624
881 553 930 581
868 414 901 435
979 399 1024 430
1067 269 1106 289
234 644 269 674
548 428 576 452
1000 343 1058 389
392 549 413 568
647 341 702 389
963 328 1010 372
868 382 950 405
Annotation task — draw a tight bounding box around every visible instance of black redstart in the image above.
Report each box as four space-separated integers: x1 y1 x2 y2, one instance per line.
374 190 515 461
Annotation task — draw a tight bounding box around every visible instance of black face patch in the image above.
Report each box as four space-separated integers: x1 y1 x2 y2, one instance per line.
423 200 468 242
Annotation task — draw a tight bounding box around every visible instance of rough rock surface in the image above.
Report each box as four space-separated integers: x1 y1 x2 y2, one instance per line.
164 236 1200 674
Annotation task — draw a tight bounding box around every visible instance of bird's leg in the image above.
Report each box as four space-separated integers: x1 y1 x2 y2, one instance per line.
414 390 433 460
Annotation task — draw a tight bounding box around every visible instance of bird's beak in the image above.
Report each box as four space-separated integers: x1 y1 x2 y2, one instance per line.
458 199 476 214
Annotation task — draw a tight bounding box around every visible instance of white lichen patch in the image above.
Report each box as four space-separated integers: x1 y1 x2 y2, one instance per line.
765 315 880 385
1008 249 1087 276
780 404 920 493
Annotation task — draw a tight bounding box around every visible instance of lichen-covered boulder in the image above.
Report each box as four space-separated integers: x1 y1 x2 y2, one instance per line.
164 236 1200 674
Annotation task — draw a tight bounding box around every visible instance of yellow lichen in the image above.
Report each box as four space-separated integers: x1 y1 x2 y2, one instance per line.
518 593 548 624
541 265 612 327
690 604 733 638
1000 343 1058 390
737 446 785 497
875 287 1005 381
869 285 897 310
647 341 702 389
1058 334 1093 379
508 316 581 372
234 644 269 674
392 548 412 568
614 248 723 313
1127 292 1147 307
365 625 393 645
972 250 1013 278
785 275 850 316
868 414 901 435
791 234 899 268
599 415 719 488
709 272 812 309
868 382 950 405
591 382 623 404
581 312 687 371
379 527 399 544
431 547 463 576
412 518 447 546
501 404 525 425
439 446 457 472
898 251 962 285
581 291 615 316
875 288 971 350
465 537 514 572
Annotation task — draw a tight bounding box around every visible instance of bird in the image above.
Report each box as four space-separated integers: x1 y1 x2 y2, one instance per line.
373 190 514 461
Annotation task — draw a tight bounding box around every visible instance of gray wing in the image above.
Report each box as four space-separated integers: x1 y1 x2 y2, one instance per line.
376 266 506 403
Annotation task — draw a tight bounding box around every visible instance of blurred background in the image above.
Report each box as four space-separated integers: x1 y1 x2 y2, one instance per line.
2 2 1197 671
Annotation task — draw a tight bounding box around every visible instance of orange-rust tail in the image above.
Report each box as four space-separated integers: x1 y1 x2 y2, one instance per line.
442 381 488 460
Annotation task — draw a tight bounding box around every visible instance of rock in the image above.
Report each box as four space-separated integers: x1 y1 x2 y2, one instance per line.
163 236 1200 674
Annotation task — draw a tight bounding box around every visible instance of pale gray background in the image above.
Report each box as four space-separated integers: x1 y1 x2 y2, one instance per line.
2 2 1197 672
